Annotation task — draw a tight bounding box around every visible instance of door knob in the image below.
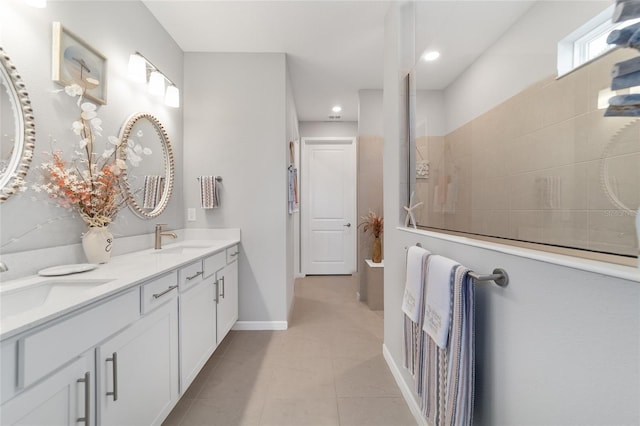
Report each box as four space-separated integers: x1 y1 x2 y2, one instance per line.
344 223 351 227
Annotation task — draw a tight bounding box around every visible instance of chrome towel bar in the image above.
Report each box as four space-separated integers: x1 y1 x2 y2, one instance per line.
196 176 222 182
406 243 509 287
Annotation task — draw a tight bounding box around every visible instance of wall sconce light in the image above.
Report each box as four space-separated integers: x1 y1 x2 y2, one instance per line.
127 52 180 108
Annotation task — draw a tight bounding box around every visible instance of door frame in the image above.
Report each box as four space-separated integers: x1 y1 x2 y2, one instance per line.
300 136 357 276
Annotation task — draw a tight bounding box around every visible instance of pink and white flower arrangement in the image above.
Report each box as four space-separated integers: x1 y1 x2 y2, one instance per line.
32 83 127 227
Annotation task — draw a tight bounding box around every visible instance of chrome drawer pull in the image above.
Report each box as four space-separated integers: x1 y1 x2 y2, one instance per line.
106 352 118 401
214 280 219 304
77 371 90 425
221 276 225 298
230 252 239 257
186 271 203 281
152 285 178 299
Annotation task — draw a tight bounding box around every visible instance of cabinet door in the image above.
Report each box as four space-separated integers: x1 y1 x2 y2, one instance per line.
216 260 238 344
1 354 93 426
98 297 179 426
179 277 217 392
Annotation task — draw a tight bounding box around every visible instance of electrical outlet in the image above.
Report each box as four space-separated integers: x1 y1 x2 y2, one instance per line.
187 208 196 222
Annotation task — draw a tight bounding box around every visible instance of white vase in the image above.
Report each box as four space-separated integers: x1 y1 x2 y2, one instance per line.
82 226 113 264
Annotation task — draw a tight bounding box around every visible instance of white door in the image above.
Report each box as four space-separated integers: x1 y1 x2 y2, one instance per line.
302 137 356 275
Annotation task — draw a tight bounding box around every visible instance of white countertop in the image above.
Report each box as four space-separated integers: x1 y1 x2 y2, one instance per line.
0 237 240 341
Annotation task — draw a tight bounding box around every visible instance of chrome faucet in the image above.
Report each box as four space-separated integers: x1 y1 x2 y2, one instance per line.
154 224 177 249
0 261 7 273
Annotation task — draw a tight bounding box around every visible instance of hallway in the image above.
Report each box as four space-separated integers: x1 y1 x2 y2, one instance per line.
163 275 415 426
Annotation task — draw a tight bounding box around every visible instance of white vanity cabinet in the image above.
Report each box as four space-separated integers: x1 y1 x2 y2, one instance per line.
0 353 93 426
0 237 240 426
216 245 239 344
98 273 179 426
178 258 218 391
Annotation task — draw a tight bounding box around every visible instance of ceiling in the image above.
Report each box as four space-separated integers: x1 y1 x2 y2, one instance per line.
142 1 534 122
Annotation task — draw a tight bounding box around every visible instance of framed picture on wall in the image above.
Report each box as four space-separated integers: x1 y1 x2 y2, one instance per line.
52 22 108 105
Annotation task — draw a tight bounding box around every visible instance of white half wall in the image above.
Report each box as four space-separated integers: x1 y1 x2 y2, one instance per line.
383 3 640 425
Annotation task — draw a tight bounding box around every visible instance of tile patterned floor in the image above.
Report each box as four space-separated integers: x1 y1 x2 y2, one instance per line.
163 275 416 426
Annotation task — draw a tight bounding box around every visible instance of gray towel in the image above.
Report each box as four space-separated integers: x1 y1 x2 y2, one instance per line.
607 22 640 46
612 56 640 78
613 0 640 23
199 176 220 209
142 176 164 209
611 69 640 90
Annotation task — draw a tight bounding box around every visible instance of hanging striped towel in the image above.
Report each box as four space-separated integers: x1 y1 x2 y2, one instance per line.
402 246 430 378
142 176 165 209
419 260 475 426
444 270 475 426
199 176 220 209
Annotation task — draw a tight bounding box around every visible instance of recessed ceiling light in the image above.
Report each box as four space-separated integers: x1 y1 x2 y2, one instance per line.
332 105 342 113
422 51 440 61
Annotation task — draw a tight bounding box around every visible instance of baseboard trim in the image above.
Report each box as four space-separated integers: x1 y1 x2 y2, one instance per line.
232 321 288 331
382 344 427 426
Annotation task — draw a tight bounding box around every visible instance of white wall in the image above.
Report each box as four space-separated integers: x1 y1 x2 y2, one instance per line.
299 121 358 138
183 52 289 325
358 90 384 136
415 90 444 137
383 3 640 425
443 1 609 133
0 1 183 260
285 59 300 319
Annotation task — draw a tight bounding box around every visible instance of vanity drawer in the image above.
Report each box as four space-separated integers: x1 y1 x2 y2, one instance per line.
179 260 204 292
141 271 178 313
226 245 239 264
18 289 139 389
203 252 225 278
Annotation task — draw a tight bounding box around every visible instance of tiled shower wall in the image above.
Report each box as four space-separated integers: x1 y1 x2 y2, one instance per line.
416 48 640 257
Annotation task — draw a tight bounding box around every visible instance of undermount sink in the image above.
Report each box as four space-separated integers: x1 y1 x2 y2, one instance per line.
153 243 214 255
0 279 112 320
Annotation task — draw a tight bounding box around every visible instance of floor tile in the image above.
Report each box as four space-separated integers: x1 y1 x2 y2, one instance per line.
181 395 264 426
163 276 416 426
337 397 417 426
333 355 402 398
259 398 340 426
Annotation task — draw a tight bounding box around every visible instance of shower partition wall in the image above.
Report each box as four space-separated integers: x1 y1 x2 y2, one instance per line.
411 3 640 260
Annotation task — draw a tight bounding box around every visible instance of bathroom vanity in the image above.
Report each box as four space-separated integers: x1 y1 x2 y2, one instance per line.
0 235 240 426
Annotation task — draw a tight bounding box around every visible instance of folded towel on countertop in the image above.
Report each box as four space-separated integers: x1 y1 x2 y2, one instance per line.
607 22 640 46
604 105 640 116
613 0 640 23
609 93 640 105
611 69 640 90
612 56 640 78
